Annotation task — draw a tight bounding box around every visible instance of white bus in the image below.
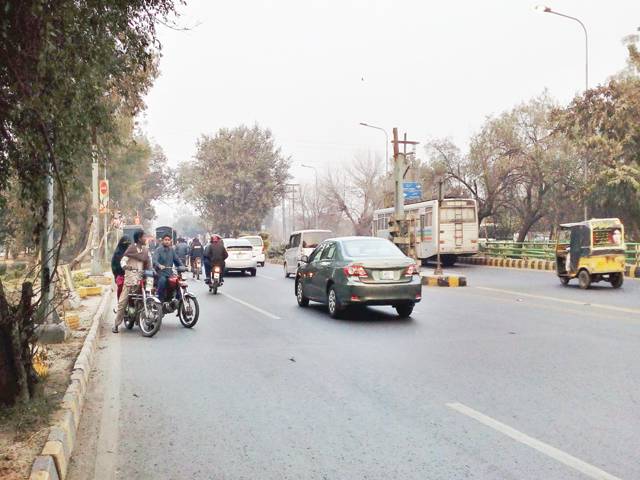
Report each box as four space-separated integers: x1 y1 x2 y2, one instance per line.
372 198 479 266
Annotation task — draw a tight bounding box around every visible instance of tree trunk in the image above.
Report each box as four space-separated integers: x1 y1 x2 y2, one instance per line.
69 217 94 270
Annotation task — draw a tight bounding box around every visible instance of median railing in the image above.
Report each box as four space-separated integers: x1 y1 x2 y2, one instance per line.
479 241 640 265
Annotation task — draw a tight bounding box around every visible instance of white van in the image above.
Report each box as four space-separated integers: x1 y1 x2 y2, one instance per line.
284 229 332 278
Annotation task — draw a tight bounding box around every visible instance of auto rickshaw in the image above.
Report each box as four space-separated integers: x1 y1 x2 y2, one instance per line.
555 218 626 289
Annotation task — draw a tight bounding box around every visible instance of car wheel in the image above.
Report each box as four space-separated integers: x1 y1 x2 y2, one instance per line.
395 304 414 318
284 263 290 278
327 287 343 319
296 279 309 307
610 272 623 289
578 270 591 290
250 268 257 277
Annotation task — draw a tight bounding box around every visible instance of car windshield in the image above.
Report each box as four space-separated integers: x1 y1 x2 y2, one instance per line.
302 231 331 249
341 238 405 258
244 237 263 247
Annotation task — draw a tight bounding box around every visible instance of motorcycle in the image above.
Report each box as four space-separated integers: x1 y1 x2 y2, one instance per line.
123 270 163 337
208 264 223 294
161 266 200 328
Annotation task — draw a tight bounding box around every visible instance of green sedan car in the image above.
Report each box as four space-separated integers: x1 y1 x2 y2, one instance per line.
294 236 422 318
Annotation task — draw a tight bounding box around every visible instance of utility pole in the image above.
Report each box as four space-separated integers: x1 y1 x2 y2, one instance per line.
41 156 60 324
102 159 109 266
390 128 419 257
434 179 444 275
90 141 101 275
282 194 286 243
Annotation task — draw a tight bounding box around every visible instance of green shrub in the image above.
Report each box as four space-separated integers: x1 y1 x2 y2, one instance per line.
77 278 97 288
267 243 287 259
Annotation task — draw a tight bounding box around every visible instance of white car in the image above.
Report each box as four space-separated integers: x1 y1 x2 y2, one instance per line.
223 238 258 276
284 229 332 278
240 235 266 267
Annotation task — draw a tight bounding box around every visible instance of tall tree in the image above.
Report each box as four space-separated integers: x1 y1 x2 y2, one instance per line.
180 125 290 236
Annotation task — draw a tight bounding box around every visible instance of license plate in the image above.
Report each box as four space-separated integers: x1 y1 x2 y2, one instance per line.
214 273 220 280
381 271 394 280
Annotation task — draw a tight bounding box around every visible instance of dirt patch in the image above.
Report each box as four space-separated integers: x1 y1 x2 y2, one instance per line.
0 294 102 479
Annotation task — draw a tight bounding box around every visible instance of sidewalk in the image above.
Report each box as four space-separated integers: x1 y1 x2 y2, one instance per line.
0 285 110 480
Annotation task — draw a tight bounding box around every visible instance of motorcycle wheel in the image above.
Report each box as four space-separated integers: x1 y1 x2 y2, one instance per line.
139 298 163 337
212 284 218 295
178 295 200 328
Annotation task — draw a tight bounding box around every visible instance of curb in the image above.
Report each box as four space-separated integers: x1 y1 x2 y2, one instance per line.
421 274 467 287
29 286 114 480
460 256 640 278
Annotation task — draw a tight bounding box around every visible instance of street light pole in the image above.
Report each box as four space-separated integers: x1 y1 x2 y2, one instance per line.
536 5 589 220
301 164 319 229
359 122 389 174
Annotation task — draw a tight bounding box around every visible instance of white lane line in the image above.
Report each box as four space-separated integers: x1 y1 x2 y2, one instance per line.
257 273 276 280
220 292 281 320
446 402 621 480
475 286 640 315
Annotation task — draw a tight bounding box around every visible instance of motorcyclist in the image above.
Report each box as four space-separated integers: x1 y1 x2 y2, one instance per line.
189 236 204 273
113 230 151 333
153 234 185 304
204 235 228 285
175 237 189 266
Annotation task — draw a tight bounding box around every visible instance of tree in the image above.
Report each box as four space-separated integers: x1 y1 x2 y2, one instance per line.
180 125 290 236
555 36 640 238
322 154 383 236
0 0 179 405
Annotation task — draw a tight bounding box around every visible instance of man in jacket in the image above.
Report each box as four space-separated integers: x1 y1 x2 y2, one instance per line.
175 237 189 266
113 230 151 333
189 236 204 276
204 235 228 284
153 234 184 303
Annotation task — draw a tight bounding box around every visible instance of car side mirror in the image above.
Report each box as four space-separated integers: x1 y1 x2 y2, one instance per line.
300 255 309 264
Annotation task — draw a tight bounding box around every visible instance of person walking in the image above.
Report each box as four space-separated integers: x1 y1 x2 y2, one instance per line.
111 236 131 300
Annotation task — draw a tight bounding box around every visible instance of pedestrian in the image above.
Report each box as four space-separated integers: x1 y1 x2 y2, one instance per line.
113 230 151 333
111 235 131 300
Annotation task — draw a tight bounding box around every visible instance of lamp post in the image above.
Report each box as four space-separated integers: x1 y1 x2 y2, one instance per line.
535 5 589 220
359 122 389 174
301 164 319 229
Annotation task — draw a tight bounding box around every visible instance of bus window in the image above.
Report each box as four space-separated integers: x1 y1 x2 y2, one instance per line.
440 208 476 223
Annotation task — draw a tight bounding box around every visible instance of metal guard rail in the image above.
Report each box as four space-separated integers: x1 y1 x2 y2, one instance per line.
479 241 640 265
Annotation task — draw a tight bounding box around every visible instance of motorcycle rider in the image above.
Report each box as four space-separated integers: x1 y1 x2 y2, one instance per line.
204 235 228 285
175 237 189 266
189 236 204 274
153 234 185 304
113 230 151 333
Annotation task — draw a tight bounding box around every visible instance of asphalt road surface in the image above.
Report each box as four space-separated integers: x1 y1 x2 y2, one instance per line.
68 263 640 480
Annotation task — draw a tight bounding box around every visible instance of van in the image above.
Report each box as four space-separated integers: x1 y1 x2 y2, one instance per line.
284 229 332 278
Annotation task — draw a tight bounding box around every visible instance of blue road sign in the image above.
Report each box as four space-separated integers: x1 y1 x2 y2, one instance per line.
403 182 422 200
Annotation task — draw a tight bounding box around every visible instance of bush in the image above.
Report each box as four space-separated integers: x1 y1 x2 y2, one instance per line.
77 278 97 288
267 243 287 259
0 263 7 276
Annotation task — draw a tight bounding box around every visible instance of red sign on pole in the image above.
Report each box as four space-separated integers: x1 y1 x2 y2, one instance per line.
99 179 109 197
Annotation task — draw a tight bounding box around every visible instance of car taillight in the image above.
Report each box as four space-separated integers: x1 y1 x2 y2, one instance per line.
343 264 368 278
404 264 420 276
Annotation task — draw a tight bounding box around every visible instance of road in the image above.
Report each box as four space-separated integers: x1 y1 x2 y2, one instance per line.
68 263 640 480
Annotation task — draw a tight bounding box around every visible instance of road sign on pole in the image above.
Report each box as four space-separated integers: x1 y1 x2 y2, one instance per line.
98 179 109 214
403 181 422 200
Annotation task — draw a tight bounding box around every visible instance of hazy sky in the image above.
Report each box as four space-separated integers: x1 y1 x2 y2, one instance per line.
141 0 639 188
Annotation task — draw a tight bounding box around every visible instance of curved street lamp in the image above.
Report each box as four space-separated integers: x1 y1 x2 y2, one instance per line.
535 5 589 220
359 122 389 174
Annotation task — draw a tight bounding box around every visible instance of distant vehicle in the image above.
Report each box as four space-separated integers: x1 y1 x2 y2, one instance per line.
241 235 266 267
155 226 177 243
284 229 332 278
294 236 422 318
122 224 144 243
555 218 626 289
223 238 258 276
373 199 479 267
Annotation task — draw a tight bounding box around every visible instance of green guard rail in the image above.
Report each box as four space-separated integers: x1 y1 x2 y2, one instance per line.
479 241 640 265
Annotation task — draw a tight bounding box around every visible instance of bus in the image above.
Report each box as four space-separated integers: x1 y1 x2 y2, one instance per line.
372 198 479 266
